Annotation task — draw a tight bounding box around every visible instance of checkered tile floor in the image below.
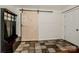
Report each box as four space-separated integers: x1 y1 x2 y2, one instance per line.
15 39 78 53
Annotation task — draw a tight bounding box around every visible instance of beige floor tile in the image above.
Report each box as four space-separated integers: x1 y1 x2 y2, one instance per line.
41 46 46 49
35 49 42 53
21 50 28 53
48 48 56 53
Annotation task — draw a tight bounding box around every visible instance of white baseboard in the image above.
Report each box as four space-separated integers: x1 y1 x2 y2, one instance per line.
21 38 63 41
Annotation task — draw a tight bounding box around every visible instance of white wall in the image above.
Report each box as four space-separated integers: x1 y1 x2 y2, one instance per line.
38 11 64 40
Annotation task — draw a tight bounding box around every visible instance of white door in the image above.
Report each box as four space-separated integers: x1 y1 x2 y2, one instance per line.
64 8 79 46
22 11 38 41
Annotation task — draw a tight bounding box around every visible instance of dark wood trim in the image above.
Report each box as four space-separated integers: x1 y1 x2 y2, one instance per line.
3 8 17 16
1 8 4 40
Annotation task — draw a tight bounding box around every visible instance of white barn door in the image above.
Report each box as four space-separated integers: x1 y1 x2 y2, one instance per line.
22 11 38 41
